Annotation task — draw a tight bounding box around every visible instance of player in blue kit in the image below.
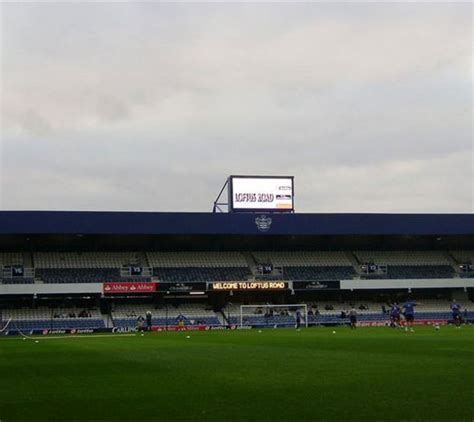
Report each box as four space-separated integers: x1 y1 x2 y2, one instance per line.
402 301 417 332
450 300 462 328
389 303 401 328
295 309 302 329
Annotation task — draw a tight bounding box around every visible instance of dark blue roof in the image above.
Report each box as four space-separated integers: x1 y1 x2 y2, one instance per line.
0 211 472 236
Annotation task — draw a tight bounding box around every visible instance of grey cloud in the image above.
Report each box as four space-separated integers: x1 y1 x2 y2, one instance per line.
1 2 472 212
96 95 131 123
16 110 53 137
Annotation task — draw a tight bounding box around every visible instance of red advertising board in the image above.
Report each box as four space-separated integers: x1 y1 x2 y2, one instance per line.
103 282 156 294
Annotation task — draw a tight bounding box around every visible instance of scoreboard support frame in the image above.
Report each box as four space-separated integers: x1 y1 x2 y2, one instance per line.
212 178 230 213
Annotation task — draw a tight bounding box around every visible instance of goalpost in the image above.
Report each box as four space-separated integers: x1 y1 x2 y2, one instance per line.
0 318 12 334
240 304 308 328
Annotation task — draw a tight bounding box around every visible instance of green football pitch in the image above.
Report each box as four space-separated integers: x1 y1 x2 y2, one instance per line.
0 326 473 422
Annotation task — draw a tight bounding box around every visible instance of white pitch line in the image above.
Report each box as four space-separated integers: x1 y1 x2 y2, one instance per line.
32 334 138 340
0 333 138 341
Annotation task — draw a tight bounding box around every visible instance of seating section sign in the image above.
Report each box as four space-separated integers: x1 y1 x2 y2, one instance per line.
103 282 156 294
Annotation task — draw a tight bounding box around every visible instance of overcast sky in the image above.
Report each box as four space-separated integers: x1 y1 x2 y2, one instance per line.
1 2 472 213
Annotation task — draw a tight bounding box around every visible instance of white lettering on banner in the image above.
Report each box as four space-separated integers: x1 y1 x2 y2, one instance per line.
211 281 287 290
103 282 156 294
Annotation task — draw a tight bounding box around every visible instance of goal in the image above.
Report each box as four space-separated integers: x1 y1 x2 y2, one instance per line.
239 304 308 328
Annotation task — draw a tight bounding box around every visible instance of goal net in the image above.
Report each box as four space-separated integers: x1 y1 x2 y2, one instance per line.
240 304 308 328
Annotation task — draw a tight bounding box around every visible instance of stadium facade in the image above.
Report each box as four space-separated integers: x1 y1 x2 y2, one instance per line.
0 211 473 334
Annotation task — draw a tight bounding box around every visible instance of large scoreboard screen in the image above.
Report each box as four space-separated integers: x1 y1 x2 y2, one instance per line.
229 175 294 212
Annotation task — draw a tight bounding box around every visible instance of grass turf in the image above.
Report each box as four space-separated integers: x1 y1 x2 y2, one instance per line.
0 326 473 422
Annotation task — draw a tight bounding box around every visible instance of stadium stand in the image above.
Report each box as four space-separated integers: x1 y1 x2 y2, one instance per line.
225 299 473 328
252 251 352 266
33 252 151 283
35 268 120 284
34 252 140 268
354 251 452 265
111 303 221 328
283 266 355 280
2 306 105 331
354 251 455 279
1 249 472 284
451 251 474 278
152 267 250 282
1 253 35 284
1 278 35 284
386 265 454 279
0 253 24 266
148 252 252 282
147 252 248 267
0 212 473 342
450 251 474 263
252 251 355 281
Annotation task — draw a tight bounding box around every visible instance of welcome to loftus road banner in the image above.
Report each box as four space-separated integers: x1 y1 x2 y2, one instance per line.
103 282 156 294
209 281 288 291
